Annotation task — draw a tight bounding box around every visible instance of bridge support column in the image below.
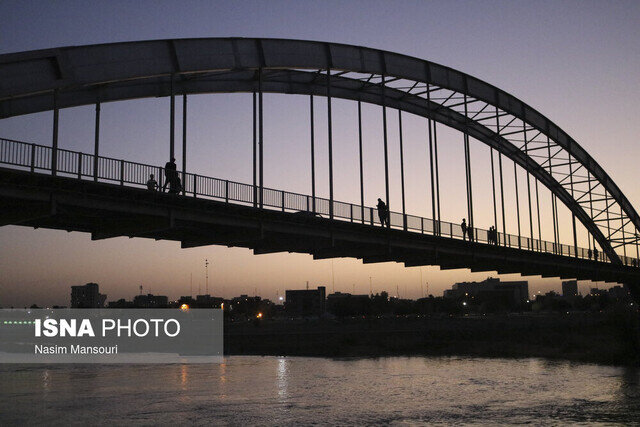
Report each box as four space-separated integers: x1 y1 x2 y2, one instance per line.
496 106 506 246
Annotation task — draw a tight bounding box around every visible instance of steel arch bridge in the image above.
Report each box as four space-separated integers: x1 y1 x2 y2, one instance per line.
1 38 639 292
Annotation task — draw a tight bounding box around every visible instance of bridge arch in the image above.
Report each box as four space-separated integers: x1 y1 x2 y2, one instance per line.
0 37 637 264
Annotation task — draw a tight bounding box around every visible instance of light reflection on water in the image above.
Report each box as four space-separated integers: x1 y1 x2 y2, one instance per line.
1 356 639 425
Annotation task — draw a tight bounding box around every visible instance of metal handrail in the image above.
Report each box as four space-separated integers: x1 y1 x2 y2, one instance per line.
1 137 637 268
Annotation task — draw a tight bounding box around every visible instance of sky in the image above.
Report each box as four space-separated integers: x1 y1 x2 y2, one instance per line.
1 0 639 307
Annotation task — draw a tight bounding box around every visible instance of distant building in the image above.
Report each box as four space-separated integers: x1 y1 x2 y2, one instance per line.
562 280 578 297
71 283 106 308
107 298 134 308
608 285 629 300
327 292 370 316
194 294 224 308
444 277 528 309
133 294 168 308
286 286 326 317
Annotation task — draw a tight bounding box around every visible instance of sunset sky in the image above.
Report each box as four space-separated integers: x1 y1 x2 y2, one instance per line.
1 0 639 307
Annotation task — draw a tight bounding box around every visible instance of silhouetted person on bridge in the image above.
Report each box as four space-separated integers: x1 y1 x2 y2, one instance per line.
162 157 177 192
168 174 183 194
593 247 599 261
461 218 467 241
146 174 158 191
377 198 389 227
488 226 496 245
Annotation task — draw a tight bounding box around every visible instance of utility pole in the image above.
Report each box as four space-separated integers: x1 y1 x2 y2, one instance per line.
369 276 372 296
420 268 424 298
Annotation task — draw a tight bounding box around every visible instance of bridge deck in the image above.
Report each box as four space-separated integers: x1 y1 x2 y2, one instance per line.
2 167 640 289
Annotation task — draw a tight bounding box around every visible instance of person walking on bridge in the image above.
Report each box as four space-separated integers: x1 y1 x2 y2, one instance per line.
461 218 467 241
377 198 389 227
162 157 177 193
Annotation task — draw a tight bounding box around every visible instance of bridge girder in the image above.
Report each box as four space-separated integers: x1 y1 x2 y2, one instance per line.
0 38 637 264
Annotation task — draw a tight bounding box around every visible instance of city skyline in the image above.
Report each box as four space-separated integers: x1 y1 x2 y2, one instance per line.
2 1 640 307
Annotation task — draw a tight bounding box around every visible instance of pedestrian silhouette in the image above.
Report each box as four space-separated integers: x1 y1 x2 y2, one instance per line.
169 174 183 194
146 173 158 191
162 157 177 192
593 247 599 261
461 218 467 241
377 198 389 227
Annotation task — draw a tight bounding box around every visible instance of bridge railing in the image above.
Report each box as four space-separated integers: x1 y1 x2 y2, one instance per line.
1 137 638 268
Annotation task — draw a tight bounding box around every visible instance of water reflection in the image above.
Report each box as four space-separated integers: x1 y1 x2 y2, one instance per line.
2 356 639 424
277 357 289 400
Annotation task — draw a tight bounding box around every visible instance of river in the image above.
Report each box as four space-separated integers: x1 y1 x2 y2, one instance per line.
1 356 639 425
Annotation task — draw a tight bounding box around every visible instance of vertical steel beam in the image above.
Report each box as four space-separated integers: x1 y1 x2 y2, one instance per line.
358 100 364 223
427 85 437 234
535 178 542 250
182 94 187 195
621 205 627 260
311 95 316 213
170 76 175 161
428 120 436 231
327 69 334 219
523 123 534 250
398 110 406 230
568 152 578 257
490 148 498 235
463 95 474 240
514 163 521 248
259 70 264 209
52 90 59 176
587 171 595 253
381 75 390 226
434 122 441 233
552 195 557 254
252 92 257 208
546 136 558 253
496 107 506 245
93 101 100 181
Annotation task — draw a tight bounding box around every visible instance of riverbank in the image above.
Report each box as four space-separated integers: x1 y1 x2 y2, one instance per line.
224 311 640 366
